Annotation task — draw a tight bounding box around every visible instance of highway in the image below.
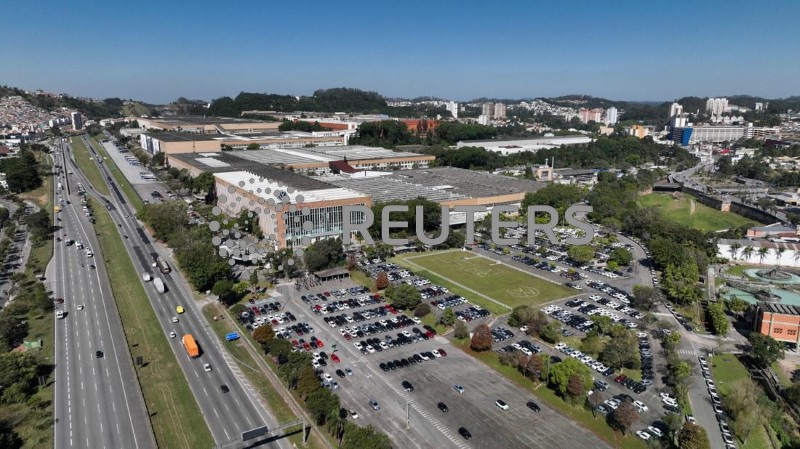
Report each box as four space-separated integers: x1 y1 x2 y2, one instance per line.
75 135 289 448
50 139 157 449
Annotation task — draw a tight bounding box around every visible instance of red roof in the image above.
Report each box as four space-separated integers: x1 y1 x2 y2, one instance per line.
329 160 357 174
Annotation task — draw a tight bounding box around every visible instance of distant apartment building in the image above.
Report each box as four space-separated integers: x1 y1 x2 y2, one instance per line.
605 107 618 125
481 103 494 117
71 112 83 131
477 115 490 125
445 101 459 119
493 103 507 119
705 97 729 116
578 108 603 124
627 124 650 139
669 102 683 117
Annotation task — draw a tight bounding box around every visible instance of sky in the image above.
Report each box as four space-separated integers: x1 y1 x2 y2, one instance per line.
1 0 798 104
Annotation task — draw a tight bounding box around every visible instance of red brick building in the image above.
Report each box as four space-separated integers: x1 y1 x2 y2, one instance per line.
754 303 800 348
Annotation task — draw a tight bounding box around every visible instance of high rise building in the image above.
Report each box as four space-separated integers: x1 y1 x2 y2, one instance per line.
705 98 729 116
481 103 494 117
755 102 764 112
578 108 603 124
669 102 683 117
71 112 83 131
445 101 459 119
605 107 618 125
477 115 490 125
493 103 507 119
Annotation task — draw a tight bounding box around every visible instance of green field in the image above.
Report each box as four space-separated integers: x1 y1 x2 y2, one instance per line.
711 354 773 449
393 250 574 313
90 198 213 449
88 136 145 213
639 193 756 232
70 137 110 196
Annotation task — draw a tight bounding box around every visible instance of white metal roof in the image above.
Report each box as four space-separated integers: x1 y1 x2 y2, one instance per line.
215 171 365 204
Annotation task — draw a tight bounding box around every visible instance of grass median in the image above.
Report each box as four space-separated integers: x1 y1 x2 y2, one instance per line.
88 136 145 213
90 198 213 449
70 137 110 196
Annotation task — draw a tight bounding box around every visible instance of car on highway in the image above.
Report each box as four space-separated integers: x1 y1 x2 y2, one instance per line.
526 401 541 413
77 304 84 310
220 384 229 393
402 381 414 392
458 427 471 440
176 306 185 314
168 331 176 338
95 350 104 358
203 363 212 372
453 384 465 394
495 399 509 410
437 402 448 412
369 400 380 410
171 316 178 323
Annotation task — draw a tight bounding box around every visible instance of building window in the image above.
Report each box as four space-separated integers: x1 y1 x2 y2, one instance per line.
774 328 783 334
788 329 797 336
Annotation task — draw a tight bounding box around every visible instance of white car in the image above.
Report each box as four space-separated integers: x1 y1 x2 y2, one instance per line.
633 400 648 412
168 331 176 338
647 426 663 438
349 409 359 419
495 399 509 410
323 373 333 382
203 363 212 372
171 316 178 323
77 304 84 310
636 430 651 441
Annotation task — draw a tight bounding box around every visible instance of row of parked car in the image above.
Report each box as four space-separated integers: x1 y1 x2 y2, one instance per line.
491 326 515 343
324 305 401 329
554 342 614 376
379 348 447 371
496 339 541 357
354 326 438 355
542 305 595 332
698 355 738 448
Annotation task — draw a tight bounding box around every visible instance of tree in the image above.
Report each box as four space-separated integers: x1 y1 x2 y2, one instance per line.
631 285 662 311
600 331 640 370
525 311 550 337
384 283 421 310
663 262 702 305
439 307 456 326
296 364 321 399
567 245 595 264
579 333 604 357
706 301 729 335
413 303 431 317
662 408 684 441
726 296 749 315
566 374 585 400
305 388 340 425
663 332 682 350
211 279 240 306
375 272 389 290
508 305 535 328
590 315 613 335
608 247 632 266
454 321 469 339
678 423 711 449
588 389 605 417
549 358 593 397
470 324 493 351
303 237 344 272
748 333 785 368
249 269 259 286
341 424 392 449
540 321 561 343
612 400 638 434
252 325 275 346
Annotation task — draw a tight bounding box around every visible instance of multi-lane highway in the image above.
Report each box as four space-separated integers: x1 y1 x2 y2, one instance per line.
50 140 156 449
74 135 289 448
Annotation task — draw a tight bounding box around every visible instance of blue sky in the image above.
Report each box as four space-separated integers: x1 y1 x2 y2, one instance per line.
1 0 798 103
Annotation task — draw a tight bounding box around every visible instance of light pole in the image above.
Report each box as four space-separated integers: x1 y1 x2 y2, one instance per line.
406 401 410 429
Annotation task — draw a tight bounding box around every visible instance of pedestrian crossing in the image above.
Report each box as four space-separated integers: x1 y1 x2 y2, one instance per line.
676 349 696 356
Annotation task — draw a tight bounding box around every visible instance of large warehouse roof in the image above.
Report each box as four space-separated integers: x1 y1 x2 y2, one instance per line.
215 171 366 204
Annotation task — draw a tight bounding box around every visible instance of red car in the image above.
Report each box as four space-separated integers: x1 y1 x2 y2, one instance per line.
438 348 447 357
323 291 331 297
331 354 340 363
302 342 311 350
343 333 352 341
291 339 299 347
316 338 325 348
614 375 627 383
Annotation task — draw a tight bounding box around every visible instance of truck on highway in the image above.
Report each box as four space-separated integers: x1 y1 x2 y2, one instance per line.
181 334 200 358
154 277 166 294
156 257 171 274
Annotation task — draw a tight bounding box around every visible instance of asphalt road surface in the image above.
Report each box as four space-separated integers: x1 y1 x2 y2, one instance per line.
77 135 290 449
50 141 157 449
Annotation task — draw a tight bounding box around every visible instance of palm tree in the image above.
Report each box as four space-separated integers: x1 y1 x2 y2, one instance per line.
776 246 786 267
742 246 754 263
729 242 742 261
793 250 800 268
758 247 769 265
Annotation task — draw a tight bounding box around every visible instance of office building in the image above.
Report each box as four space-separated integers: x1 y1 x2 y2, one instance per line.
214 170 370 249
754 303 800 348
706 97 729 116
446 101 459 119
71 112 83 131
669 102 683 118
605 107 618 125
670 124 780 145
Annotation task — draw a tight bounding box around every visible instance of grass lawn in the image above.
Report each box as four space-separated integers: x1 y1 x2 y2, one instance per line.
88 136 145 213
393 250 574 314
91 198 213 449
710 354 773 449
725 265 760 278
348 269 376 292
420 312 448 335
201 304 325 449
70 137 110 196
452 340 646 449
639 193 757 232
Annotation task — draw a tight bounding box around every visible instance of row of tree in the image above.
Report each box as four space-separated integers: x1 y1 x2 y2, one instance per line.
0 150 42 193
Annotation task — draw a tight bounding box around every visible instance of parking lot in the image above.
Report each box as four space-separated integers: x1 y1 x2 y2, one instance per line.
242 278 614 448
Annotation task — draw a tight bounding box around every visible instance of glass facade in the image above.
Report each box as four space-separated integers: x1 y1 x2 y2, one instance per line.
283 204 367 247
